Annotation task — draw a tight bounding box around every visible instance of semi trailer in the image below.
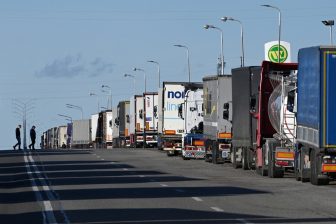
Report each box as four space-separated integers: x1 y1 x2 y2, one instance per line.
130 95 145 148
231 66 261 169
295 46 336 185
115 101 130 147
143 92 158 148
72 119 91 148
254 61 298 177
158 82 202 156
203 75 232 163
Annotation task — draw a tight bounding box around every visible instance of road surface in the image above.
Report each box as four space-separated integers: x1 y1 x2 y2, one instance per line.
0 148 335 223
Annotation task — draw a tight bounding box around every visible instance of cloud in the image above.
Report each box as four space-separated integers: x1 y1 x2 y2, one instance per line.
35 54 114 78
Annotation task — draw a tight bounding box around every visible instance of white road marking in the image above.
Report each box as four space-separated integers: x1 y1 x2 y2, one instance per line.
110 162 115 164
211 207 224 212
123 168 129 171
191 197 203 202
175 189 185 193
139 175 145 178
160 184 168 187
236 218 254 224
101 158 105 160
43 201 54 211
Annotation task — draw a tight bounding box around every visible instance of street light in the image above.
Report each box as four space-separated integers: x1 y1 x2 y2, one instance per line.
174 44 191 82
261 4 281 63
66 104 83 119
203 24 225 74
124 74 136 96
58 114 73 123
221 17 245 67
102 85 112 110
322 20 334 45
147 60 161 89
89 92 100 114
133 68 146 93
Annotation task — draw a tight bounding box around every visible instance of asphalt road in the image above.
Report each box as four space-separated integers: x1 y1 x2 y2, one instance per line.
0 148 336 224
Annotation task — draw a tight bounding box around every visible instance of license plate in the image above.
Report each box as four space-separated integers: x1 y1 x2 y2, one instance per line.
222 151 228 159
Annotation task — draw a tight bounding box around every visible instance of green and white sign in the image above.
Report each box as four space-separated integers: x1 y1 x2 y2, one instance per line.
264 41 291 63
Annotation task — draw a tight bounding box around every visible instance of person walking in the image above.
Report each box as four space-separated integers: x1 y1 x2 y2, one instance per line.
13 125 21 150
28 126 36 150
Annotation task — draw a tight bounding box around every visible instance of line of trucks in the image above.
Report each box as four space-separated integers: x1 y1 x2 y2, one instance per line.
41 45 336 185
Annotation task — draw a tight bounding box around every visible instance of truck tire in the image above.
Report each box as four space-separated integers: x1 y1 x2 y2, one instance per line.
268 146 284 178
242 148 249 170
256 144 268 176
294 151 301 181
310 148 329 185
300 147 310 182
232 147 240 169
212 141 218 164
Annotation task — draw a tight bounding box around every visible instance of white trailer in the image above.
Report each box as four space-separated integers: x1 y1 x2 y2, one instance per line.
158 82 203 156
57 126 68 149
130 95 145 148
143 92 158 147
91 114 99 148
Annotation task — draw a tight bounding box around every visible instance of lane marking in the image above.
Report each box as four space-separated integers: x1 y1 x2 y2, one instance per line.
24 153 57 223
139 175 145 178
123 168 129 171
160 184 168 187
236 218 253 224
211 207 224 212
110 162 115 164
192 197 203 202
175 189 185 193
149 179 156 182
101 158 105 161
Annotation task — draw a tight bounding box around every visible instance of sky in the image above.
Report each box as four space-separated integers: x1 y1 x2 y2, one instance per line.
0 0 335 149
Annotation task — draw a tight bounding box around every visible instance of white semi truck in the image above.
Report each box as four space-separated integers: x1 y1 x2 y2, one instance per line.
158 82 203 156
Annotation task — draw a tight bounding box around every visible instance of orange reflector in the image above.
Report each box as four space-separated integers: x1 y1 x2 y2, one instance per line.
218 132 232 139
276 152 294 159
193 140 205 146
164 130 176 135
322 164 336 172
125 128 129 137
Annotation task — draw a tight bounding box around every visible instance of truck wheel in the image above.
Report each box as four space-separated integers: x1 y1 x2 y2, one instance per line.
294 150 301 181
212 142 218 164
268 147 284 178
232 147 241 169
310 149 329 185
242 148 249 170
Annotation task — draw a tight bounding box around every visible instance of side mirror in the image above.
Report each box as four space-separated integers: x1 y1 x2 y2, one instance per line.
287 90 296 113
153 105 158 118
223 103 229 120
250 96 257 112
178 104 184 119
115 118 120 126
139 109 143 119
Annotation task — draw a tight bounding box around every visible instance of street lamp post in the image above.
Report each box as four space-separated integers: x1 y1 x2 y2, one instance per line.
322 20 334 45
174 44 191 82
221 17 245 67
261 4 281 63
133 68 146 93
12 99 34 150
133 67 147 149
147 60 161 89
66 104 83 119
102 85 112 110
58 114 73 123
203 25 225 74
124 74 136 96
89 92 100 114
